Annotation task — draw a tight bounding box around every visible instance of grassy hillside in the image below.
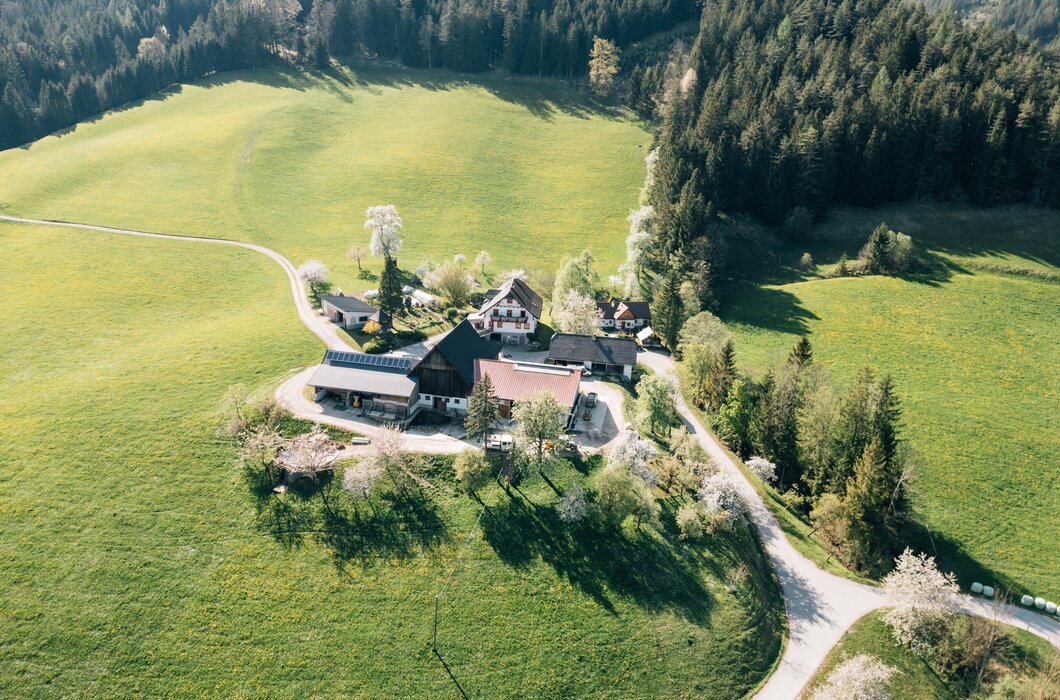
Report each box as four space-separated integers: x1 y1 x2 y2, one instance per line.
0 223 779 697
802 611 1057 699
0 65 651 290
721 204 1060 598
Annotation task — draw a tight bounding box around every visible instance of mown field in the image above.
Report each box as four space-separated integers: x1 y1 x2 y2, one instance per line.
0 224 780 697
0 64 650 291
721 204 1060 598
803 611 1056 699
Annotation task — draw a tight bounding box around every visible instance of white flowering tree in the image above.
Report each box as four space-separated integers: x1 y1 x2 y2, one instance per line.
501 268 528 283
698 470 745 525
556 484 588 523
620 205 653 297
474 250 492 276
609 430 658 485
607 274 624 292
555 290 603 336
298 260 329 299
364 204 404 259
746 456 778 484
342 459 382 505
881 549 958 654
812 654 898 700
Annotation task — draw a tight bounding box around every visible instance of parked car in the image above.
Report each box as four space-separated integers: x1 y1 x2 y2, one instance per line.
586 392 598 408
485 434 514 452
580 367 593 377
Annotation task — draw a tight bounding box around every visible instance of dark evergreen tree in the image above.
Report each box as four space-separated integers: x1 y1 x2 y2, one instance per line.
378 256 403 317
650 269 684 349
788 337 813 368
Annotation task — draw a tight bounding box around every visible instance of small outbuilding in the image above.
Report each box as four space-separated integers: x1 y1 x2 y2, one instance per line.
548 333 637 380
320 293 383 330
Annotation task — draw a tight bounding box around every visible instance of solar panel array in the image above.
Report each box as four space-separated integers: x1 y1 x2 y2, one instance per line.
324 350 413 372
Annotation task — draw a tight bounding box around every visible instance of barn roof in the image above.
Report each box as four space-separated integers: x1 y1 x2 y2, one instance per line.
426 320 502 385
474 359 580 408
548 333 638 367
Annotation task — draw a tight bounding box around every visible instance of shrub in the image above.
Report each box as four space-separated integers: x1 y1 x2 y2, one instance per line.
444 306 461 321
676 503 707 540
362 336 392 354
783 206 814 240
393 329 427 345
800 252 814 270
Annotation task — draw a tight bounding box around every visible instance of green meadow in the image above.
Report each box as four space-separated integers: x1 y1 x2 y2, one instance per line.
0 64 650 291
721 204 1060 597
804 612 1056 699
0 224 780 696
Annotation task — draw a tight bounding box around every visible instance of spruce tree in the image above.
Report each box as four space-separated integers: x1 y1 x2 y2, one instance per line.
705 339 736 410
841 437 895 574
788 336 813 368
465 374 498 444
378 256 403 316
650 269 684 349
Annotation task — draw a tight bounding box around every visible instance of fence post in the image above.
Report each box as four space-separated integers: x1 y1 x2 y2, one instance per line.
432 593 439 654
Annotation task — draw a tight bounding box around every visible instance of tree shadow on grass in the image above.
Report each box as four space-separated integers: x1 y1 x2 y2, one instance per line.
720 284 820 336
902 519 1028 600
244 466 312 549
479 494 714 623
318 486 450 566
200 62 625 123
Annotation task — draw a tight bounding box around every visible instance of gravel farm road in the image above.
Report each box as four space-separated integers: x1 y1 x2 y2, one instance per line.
4 212 1057 699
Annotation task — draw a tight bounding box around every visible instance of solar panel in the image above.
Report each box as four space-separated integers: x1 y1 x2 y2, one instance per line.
324 350 412 372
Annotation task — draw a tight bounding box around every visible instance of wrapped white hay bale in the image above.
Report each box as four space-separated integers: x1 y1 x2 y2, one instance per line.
982 585 994 597
970 582 984 594
1046 601 1057 614
1034 597 1046 609
1021 594 1034 606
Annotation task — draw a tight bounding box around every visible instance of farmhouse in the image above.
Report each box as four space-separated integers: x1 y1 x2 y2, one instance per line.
308 350 419 419
320 293 389 330
596 299 651 331
548 333 637 380
413 320 502 413
474 358 581 427
469 278 543 345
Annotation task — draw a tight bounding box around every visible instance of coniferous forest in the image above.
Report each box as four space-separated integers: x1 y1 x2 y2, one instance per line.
0 0 696 149
644 0 1060 297
2 0 1058 257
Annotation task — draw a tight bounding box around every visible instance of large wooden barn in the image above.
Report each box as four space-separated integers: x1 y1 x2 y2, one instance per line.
413 320 501 413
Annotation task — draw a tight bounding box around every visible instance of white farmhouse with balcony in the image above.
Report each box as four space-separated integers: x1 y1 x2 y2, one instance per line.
468 278 543 345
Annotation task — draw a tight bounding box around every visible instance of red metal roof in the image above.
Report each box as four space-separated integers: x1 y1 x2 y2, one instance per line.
474 359 580 408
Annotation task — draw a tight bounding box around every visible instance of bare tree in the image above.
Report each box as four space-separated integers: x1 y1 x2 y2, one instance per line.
347 244 366 270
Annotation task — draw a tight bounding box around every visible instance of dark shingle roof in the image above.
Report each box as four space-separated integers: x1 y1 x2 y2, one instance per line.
548 333 638 367
321 295 377 314
429 319 502 384
480 278 543 319
597 299 651 321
